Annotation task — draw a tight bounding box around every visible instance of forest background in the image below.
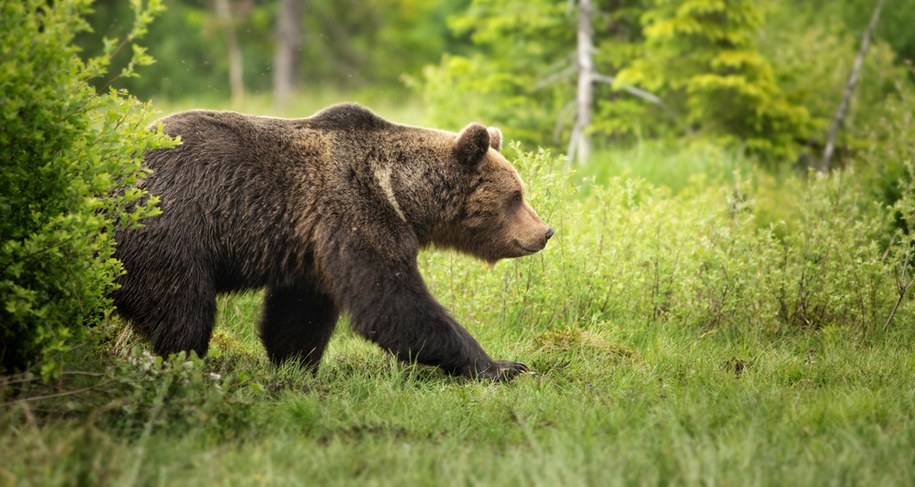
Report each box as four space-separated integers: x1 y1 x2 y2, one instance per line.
80 0 915 163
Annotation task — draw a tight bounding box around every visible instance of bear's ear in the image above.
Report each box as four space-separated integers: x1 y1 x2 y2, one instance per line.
487 127 502 152
454 123 491 166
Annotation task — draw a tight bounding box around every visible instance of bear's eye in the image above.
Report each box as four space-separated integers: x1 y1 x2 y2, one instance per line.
509 191 522 207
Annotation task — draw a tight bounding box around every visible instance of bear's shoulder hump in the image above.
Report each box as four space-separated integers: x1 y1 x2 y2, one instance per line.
306 103 391 131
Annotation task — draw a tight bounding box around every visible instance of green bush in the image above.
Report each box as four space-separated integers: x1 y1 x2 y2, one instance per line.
0 0 172 377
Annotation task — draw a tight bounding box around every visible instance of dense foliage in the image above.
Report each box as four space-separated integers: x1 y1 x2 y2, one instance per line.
0 0 173 375
616 0 813 159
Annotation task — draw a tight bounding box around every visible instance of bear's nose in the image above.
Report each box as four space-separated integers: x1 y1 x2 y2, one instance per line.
545 228 555 240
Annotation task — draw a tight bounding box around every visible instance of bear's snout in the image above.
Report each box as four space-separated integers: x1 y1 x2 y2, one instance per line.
511 222 553 257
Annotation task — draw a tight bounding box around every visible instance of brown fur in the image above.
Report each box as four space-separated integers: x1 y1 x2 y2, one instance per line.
113 103 553 380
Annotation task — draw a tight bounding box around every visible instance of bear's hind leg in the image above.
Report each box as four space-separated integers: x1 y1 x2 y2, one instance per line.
259 282 339 370
154 297 217 359
115 278 218 360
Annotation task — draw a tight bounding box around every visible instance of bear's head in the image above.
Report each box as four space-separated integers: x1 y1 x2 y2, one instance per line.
435 123 554 263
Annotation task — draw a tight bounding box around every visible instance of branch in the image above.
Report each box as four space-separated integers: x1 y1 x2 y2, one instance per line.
820 0 885 172
592 73 664 106
535 65 575 90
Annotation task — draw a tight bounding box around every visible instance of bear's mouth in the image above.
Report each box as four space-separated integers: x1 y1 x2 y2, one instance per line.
513 240 543 254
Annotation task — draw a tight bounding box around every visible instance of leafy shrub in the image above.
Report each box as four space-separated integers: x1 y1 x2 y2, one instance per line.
422 145 909 340
0 0 172 376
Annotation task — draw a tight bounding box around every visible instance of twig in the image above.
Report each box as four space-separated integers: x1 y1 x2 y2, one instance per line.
0 370 105 387
593 73 679 124
883 246 914 333
61 370 106 378
1 380 112 407
881 231 899 262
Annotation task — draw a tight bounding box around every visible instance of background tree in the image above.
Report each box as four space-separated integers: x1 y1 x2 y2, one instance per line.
213 0 246 105
568 0 666 165
416 0 909 168
78 0 468 103
273 0 301 107
570 0 596 165
69 0 914 170
418 0 650 143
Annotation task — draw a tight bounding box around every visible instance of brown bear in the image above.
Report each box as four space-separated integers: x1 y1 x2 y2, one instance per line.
113 103 553 380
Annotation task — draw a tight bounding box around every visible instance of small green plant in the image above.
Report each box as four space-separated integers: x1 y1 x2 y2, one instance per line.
0 0 173 377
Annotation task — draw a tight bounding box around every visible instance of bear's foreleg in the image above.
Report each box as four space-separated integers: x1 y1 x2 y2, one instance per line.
258 282 339 370
324 251 527 381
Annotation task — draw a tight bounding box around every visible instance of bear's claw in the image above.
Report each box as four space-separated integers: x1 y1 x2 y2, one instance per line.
487 360 531 381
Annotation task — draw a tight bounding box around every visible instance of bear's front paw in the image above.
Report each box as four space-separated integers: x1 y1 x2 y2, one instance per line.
480 360 531 382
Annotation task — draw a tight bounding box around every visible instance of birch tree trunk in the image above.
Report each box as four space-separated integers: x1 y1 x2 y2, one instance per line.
214 0 243 105
568 0 594 166
820 0 885 172
273 0 302 108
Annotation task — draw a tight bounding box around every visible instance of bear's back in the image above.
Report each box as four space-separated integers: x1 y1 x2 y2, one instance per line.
138 110 326 290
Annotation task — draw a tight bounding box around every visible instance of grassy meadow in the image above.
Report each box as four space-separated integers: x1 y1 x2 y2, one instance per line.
3 98 915 486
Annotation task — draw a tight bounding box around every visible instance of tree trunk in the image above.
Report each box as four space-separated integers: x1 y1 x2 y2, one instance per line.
214 0 244 105
820 0 885 172
273 0 302 108
568 0 594 166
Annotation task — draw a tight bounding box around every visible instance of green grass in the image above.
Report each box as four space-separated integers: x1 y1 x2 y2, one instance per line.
3 301 914 485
